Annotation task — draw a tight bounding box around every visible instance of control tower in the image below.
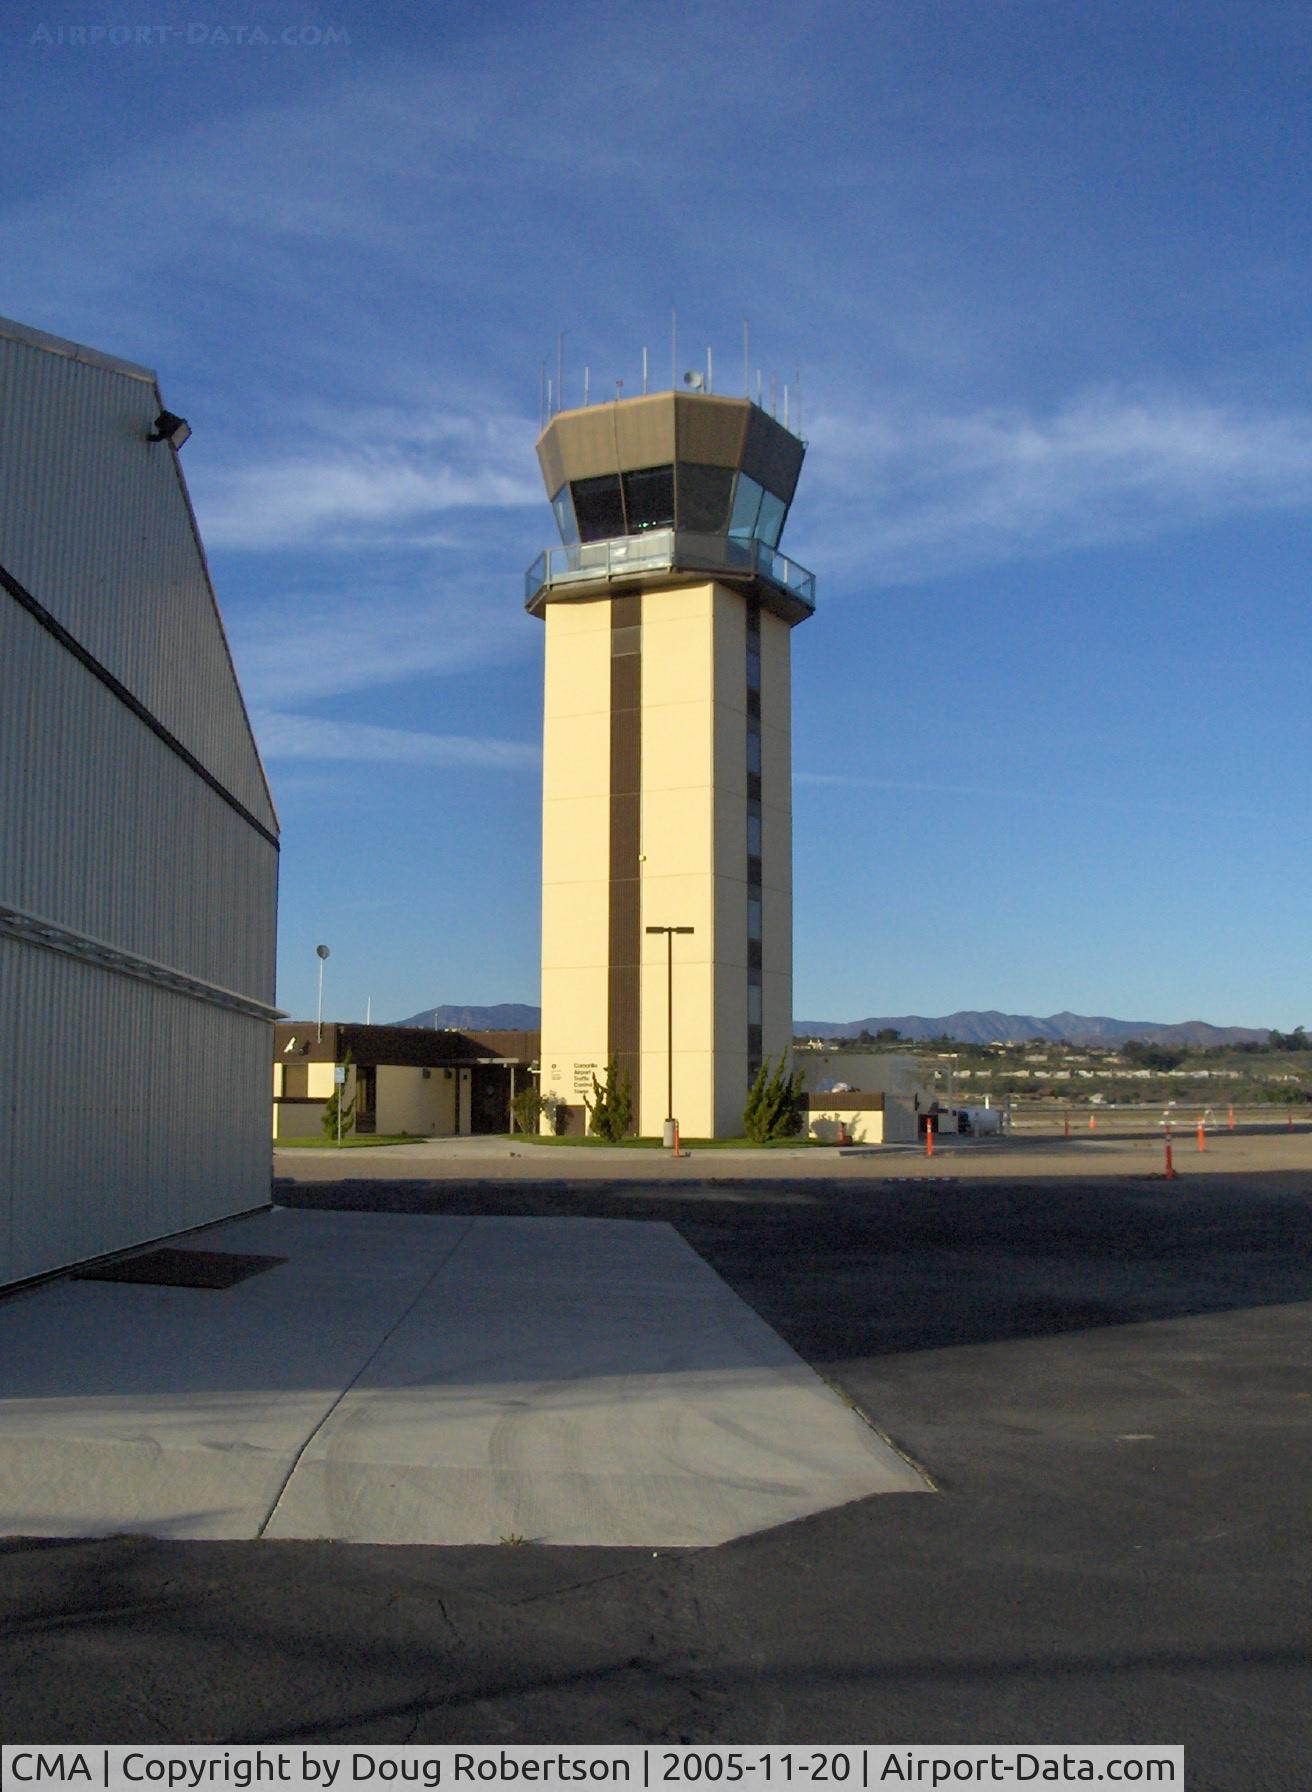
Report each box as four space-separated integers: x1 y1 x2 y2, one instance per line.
525 389 815 1138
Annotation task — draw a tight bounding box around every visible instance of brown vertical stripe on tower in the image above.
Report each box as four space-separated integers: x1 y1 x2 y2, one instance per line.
609 595 642 1121
746 597 763 1079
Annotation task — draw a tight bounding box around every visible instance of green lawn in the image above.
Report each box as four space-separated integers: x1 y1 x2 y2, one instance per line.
273 1134 429 1149
519 1133 828 1149
274 1132 830 1151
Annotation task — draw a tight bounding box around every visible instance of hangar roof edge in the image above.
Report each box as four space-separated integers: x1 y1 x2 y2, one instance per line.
0 313 156 384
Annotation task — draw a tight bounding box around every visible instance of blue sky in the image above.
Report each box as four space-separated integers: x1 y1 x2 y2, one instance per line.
5 0 1310 1029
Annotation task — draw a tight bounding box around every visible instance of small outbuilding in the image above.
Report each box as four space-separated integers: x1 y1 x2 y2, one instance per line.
793 1049 930 1145
273 1023 540 1140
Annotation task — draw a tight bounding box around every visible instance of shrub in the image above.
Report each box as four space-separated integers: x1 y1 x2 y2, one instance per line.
586 1059 633 1141
510 1086 545 1134
743 1054 806 1142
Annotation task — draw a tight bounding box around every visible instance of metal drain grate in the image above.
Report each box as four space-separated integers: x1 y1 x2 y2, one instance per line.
74 1248 287 1289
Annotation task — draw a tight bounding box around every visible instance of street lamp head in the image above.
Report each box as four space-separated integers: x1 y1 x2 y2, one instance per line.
314 944 330 1042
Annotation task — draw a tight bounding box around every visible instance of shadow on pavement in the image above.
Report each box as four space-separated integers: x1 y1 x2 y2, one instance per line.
274 1170 1312 1361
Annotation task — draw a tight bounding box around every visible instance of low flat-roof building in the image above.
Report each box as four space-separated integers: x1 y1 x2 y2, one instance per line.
273 1023 539 1140
793 1049 930 1144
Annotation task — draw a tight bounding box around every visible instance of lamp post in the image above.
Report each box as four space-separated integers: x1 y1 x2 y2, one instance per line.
646 924 694 1147
315 943 330 1042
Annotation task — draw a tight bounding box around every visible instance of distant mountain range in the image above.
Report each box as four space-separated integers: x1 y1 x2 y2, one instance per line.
793 1010 1270 1047
392 1003 1270 1048
391 1003 541 1032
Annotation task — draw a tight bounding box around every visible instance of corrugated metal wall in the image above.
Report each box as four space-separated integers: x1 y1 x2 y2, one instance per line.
0 323 275 832
0 602 274 996
0 939 271 1285
0 318 278 1288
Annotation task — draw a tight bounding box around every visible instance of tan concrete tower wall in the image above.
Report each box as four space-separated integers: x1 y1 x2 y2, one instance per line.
539 596 612 1123
759 606 794 1080
639 582 721 1138
707 589 750 1137
539 579 795 1139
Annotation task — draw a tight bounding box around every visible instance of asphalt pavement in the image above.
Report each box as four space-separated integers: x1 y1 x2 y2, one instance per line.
2 1136 1310 1790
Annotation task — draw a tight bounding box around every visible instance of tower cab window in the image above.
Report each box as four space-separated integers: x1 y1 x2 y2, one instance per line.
570 474 626 542
622 465 674 532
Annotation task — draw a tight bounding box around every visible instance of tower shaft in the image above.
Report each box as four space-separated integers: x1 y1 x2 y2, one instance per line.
540 580 793 1136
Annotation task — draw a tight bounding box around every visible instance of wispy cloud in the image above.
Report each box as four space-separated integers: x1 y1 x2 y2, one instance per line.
209 379 1312 568
198 445 538 548
225 583 529 706
193 389 541 550
253 709 538 770
0 49 763 358
804 388 1312 585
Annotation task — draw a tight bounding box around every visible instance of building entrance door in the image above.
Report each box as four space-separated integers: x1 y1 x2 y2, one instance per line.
471 1066 511 1134
355 1065 377 1134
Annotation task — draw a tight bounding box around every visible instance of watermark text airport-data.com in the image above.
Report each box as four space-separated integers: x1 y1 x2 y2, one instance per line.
26 23 350 48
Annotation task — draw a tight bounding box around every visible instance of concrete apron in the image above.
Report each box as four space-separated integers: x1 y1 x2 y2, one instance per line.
0 1210 928 1547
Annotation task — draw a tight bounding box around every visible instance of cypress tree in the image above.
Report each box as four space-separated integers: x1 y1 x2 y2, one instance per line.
586 1059 633 1141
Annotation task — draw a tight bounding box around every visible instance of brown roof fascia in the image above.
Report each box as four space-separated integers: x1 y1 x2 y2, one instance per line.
273 1022 539 1069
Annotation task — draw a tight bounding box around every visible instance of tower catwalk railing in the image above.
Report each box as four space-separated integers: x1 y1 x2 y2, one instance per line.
525 528 816 618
